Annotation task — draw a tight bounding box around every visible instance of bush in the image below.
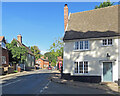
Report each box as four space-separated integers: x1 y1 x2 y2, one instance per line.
14 70 18 73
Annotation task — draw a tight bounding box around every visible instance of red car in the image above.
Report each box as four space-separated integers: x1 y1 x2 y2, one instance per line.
48 66 52 70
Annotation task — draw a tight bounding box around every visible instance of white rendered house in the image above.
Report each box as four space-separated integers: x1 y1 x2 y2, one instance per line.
63 4 120 83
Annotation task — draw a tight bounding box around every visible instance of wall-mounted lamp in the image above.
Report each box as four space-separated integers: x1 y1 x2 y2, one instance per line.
106 53 110 60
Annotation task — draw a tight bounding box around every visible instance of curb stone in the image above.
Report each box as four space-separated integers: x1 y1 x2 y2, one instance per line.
50 74 120 94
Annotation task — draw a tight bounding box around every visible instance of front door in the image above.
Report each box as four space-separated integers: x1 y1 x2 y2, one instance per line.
103 62 112 82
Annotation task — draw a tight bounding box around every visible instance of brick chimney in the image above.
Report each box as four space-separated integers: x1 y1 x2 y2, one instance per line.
17 34 22 43
64 4 68 31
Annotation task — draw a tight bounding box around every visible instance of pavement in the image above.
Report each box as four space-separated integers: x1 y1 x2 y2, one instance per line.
0 69 59 80
1 69 120 94
50 73 120 94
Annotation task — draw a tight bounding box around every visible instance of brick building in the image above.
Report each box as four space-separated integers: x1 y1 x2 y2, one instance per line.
36 56 49 69
0 36 9 73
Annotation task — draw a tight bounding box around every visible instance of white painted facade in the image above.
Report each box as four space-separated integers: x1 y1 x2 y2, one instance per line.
63 36 120 82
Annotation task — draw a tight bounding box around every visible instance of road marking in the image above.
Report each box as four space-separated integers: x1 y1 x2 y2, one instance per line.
1 79 21 87
40 81 51 93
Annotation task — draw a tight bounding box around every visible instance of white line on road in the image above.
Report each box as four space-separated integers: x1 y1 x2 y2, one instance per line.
1 79 22 87
40 81 51 93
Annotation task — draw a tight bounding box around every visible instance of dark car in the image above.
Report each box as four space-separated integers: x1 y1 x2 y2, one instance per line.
48 66 52 70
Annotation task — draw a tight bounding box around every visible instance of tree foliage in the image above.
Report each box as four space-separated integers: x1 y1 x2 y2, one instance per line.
6 40 28 64
30 46 41 60
44 37 64 66
49 37 63 58
95 0 114 9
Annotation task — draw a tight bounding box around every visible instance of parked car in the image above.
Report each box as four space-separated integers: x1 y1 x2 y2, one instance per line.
48 66 52 70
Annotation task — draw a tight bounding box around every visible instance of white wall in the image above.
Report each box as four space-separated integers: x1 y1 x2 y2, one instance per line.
118 37 120 79
63 37 119 82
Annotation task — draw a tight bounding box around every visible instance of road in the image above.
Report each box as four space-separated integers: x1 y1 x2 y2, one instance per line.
1 69 115 95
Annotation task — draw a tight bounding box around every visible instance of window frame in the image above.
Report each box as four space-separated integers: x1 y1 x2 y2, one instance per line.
102 39 113 46
2 56 6 64
74 40 90 51
74 61 89 74
74 41 79 50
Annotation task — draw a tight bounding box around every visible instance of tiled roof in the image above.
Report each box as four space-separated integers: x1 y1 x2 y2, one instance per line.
0 36 6 43
0 36 4 41
64 5 120 41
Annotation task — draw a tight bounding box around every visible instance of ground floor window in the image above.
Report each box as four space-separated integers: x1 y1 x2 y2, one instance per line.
74 61 88 74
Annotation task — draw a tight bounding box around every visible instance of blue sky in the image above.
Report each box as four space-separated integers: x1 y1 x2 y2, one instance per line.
2 2 118 54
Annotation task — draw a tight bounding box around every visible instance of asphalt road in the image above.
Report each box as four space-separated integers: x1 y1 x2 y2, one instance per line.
1 69 115 95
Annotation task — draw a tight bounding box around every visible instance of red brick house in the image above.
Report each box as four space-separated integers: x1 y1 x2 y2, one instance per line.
36 56 49 69
0 36 9 73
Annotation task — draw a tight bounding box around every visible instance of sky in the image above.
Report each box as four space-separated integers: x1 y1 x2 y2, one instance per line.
2 2 118 54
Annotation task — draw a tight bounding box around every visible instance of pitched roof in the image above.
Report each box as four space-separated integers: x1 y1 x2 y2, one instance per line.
0 36 6 43
0 36 4 41
13 38 34 56
64 5 120 41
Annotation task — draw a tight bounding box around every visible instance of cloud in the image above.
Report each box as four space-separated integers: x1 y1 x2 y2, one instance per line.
41 50 48 55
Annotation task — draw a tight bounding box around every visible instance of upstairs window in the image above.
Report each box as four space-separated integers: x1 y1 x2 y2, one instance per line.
75 41 79 50
2 56 6 64
2 42 6 49
80 41 84 50
74 40 89 50
84 41 89 49
102 39 112 46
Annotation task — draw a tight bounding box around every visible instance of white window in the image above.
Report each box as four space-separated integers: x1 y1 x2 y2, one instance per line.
74 61 88 74
74 62 78 73
108 39 112 45
2 56 6 64
75 40 89 50
80 41 83 50
102 39 112 46
75 41 79 50
84 41 89 49
2 42 6 49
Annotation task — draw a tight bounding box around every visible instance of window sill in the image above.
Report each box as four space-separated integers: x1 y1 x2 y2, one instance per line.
101 45 113 47
73 73 89 75
73 49 90 52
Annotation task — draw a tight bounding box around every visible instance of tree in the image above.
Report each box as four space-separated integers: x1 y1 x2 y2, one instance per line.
45 37 64 66
6 40 28 64
30 46 41 60
49 37 64 58
95 0 114 9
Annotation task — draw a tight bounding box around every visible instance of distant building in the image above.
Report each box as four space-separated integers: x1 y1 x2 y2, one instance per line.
11 34 35 71
0 36 9 73
36 56 49 69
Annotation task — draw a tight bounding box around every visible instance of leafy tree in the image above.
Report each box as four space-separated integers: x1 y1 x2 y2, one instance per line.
30 46 42 60
6 40 28 64
44 52 56 63
95 0 114 9
49 37 63 58
44 37 63 66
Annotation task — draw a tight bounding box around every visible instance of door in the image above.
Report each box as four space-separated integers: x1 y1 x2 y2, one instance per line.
103 62 112 82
